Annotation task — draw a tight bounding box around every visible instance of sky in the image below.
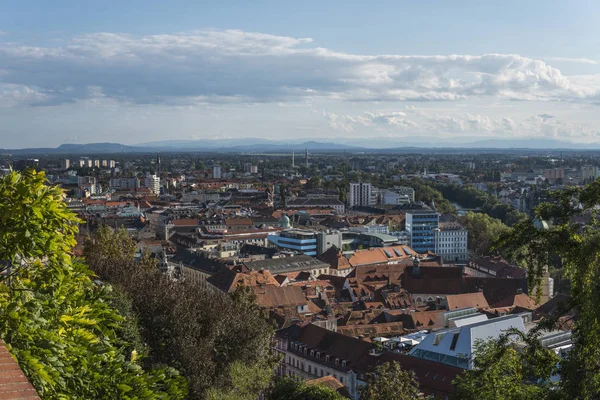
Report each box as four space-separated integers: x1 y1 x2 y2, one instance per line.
2 0 600 148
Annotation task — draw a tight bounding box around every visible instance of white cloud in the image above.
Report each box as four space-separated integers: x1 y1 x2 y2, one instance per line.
544 57 598 65
325 107 600 141
0 29 599 107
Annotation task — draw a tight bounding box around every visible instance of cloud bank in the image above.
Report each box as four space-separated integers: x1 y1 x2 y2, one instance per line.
1 29 599 107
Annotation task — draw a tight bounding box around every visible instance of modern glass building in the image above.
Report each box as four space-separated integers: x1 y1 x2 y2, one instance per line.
405 210 439 253
268 230 318 256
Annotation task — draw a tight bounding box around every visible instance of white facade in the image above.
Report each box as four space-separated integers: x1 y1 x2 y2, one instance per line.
409 313 527 369
144 175 160 195
273 338 361 399
348 182 372 208
109 177 140 190
381 190 411 205
435 226 468 262
212 165 222 179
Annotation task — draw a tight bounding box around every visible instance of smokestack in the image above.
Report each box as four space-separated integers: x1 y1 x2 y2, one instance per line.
305 148 309 168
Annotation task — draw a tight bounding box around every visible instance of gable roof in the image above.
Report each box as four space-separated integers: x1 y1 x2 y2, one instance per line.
306 376 350 397
317 246 352 270
491 293 538 310
402 267 464 295
244 255 329 274
252 285 307 308
446 292 490 310
206 269 280 293
347 245 417 267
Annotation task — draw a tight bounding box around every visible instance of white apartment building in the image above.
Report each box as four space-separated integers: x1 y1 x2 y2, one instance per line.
212 165 222 179
144 175 160 195
381 190 411 205
435 221 468 263
348 182 372 208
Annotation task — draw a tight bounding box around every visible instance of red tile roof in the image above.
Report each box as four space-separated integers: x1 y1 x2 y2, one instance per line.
252 285 307 308
445 292 490 310
317 246 352 270
0 343 40 399
490 293 538 310
172 218 198 226
348 246 416 267
306 375 350 397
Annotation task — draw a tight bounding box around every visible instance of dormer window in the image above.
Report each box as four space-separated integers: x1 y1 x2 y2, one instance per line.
335 358 339 366
310 350 314 357
316 352 320 359
342 360 347 368
304 348 307 355
325 355 330 362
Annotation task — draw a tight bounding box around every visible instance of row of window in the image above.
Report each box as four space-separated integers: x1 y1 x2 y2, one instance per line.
290 343 347 367
286 355 345 384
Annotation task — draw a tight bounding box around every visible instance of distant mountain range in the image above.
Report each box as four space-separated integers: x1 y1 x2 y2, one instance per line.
2 137 600 155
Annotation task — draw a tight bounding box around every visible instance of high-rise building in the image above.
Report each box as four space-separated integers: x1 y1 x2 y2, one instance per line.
144 175 160 195
101 160 108 167
348 182 372 208
212 165 222 179
86 159 93 168
109 178 140 190
78 159 86 168
109 160 116 168
292 150 295 168
405 210 439 254
93 160 100 168
61 159 70 170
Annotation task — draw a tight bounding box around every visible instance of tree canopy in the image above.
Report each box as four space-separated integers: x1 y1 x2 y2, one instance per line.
0 169 187 399
457 179 600 399
267 376 346 400
460 211 509 255
84 225 278 399
358 361 420 400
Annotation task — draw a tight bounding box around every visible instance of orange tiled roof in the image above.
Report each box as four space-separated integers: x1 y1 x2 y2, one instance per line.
348 245 416 267
172 218 198 226
445 292 490 310
252 285 307 308
491 293 538 310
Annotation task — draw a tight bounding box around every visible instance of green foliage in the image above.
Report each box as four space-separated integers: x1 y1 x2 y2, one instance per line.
454 330 559 400
0 169 79 268
461 211 510 255
406 178 455 214
458 179 600 399
84 225 277 399
205 361 273 400
358 361 420 400
268 376 346 400
492 181 600 399
0 169 187 399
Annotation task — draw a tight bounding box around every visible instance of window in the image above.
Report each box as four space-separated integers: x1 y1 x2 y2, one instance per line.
450 333 460 351
342 360 347 367
433 333 446 346
335 358 339 366
325 355 330 362
310 350 314 357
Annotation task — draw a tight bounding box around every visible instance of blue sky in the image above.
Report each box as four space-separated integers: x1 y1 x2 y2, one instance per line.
2 1 600 147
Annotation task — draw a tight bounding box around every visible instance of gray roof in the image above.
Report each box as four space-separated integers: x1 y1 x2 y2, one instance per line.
244 255 329 274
